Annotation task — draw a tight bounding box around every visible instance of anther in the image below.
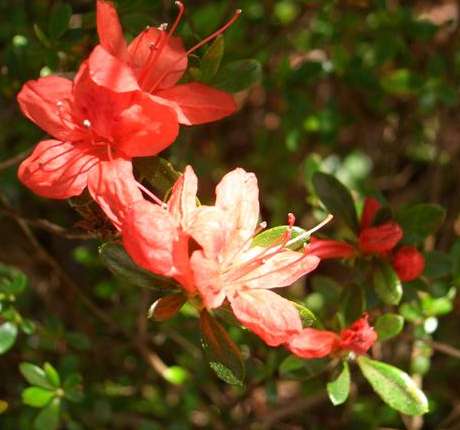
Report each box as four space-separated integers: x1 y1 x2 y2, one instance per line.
82 119 91 128
259 221 267 230
56 101 63 108
158 23 168 31
288 213 296 227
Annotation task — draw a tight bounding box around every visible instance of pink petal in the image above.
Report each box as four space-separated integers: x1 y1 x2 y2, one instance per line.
18 139 97 199
17 76 77 141
96 0 128 60
190 250 226 309
228 289 302 347
87 158 143 230
168 165 198 225
215 168 260 259
288 328 340 359
241 249 320 289
156 83 237 125
127 27 187 91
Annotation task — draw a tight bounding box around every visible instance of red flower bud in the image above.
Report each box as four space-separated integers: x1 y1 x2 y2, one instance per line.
358 222 403 254
307 237 356 260
360 197 381 230
287 328 340 359
392 246 425 282
339 314 377 355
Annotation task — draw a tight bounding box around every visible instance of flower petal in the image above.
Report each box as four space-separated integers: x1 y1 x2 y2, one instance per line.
87 158 143 230
156 83 237 125
307 237 355 260
360 197 381 230
288 328 340 359
168 165 198 225
215 168 260 259
228 288 302 347
96 0 128 60
190 250 226 309
241 250 320 289
359 222 403 254
127 27 187 91
17 76 77 141
18 139 96 199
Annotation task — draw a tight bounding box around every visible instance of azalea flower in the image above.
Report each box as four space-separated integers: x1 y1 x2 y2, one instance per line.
288 314 377 359
306 236 355 260
188 168 320 346
17 46 178 229
96 0 238 125
392 246 425 282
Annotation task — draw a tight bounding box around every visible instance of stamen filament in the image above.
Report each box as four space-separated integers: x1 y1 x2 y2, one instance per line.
285 214 334 249
135 181 164 206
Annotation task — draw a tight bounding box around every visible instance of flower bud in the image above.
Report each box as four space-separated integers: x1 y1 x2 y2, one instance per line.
307 237 355 260
287 328 340 359
358 222 403 254
360 197 381 230
339 314 377 355
392 246 425 282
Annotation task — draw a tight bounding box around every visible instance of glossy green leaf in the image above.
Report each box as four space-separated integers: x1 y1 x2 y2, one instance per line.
22 387 55 408
200 35 224 82
200 310 245 386
20 363 54 390
0 322 18 355
396 204 445 245
312 172 359 232
34 397 60 430
48 3 72 40
373 262 402 305
252 225 308 250
357 356 429 416
43 363 60 388
213 59 262 93
375 313 404 341
0 263 27 295
327 361 350 406
292 301 317 327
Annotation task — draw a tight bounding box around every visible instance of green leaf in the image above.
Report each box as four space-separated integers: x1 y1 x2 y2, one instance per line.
327 361 350 406
423 251 452 279
342 284 365 325
357 356 429 416
22 387 55 408
380 69 415 96
396 204 446 245
163 366 189 385
99 242 179 291
291 301 317 327
0 263 27 295
0 322 18 354
48 3 72 40
200 310 245 386
134 156 181 200
373 262 402 305
213 59 262 92
279 355 329 380
34 397 60 430
312 172 359 232
200 35 224 82
33 24 51 48
0 400 8 414
252 225 308 250
63 374 84 403
375 313 404 341
43 363 60 388
20 363 54 390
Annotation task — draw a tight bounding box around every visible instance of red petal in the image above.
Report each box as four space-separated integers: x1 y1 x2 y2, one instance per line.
307 237 355 260
228 289 302 347
288 328 340 359
155 83 237 125
17 76 77 141
87 158 143 230
18 139 96 199
340 314 377 355
360 197 381 230
168 165 198 225
392 246 425 282
359 222 403 254
114 92 179 158
96 0 128 60
127 27 187 91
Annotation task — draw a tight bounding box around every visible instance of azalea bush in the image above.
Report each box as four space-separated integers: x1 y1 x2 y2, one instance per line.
1 1 460 429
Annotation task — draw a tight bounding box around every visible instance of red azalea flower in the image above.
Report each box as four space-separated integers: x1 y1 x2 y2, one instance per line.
287 315 377 359
307 236 356 260
392 246 425 282
96 0 238 125
360 196 381 230
17 47 178 229
358 222 403 254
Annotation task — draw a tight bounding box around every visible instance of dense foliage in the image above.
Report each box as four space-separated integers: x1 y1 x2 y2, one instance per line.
1 1 460 429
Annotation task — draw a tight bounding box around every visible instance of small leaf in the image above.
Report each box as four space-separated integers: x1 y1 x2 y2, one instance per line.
34 397 60 430
163 366 189 385
200 310 245 386
20 363 54 390
0 263 27 295
327 361 350 406
43 363 60 388
148 294 186 321
99 242 179 291
48 3 72 40
279 355 329 379
22 387 55 408
200 35 224 82
63 374 84 403
0 322 18 354
252 225 308 250
33 24 51 48
373 261 402 305
375 313 404 341
213 59 262 93
357 356 429 416
312 172 359 232
396 204 446 245
291 301 317 327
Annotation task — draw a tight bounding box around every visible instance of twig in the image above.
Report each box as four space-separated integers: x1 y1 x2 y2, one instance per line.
430 340 460 360
0 150 29 171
